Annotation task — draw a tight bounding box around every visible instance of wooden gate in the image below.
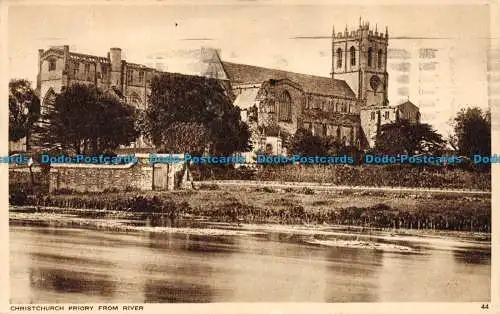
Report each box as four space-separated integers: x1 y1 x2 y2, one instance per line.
153 163 170 190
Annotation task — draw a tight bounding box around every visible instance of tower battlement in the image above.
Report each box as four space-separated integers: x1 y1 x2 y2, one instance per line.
331 20 389 110
333 22 389 41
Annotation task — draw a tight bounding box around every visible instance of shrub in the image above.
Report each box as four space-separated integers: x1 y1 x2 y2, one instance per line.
256 186 276 193
9 188 27 205
103 187 121 193
198 183 220 190
254 164 490 190
301 187 315 195
54 188 75 195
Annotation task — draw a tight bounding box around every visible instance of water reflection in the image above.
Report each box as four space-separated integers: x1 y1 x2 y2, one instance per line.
453 249 491 265
324 247 382 302
29 268 116 296
10 226 491 303
143 279 214 303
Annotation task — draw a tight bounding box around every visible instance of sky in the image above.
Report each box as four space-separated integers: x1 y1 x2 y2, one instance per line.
7 3 492 137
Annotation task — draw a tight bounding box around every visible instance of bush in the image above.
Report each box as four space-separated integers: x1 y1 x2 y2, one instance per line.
54 188 75 195
9 188 27 205
256 186 276 193
255 164 490 190
301 187 315 195
198 183 220 190
190 164 256 181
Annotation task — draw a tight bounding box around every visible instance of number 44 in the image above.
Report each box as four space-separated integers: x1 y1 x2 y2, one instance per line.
481 304 489 310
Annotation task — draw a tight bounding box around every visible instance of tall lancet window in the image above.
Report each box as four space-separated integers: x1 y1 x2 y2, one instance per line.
378 49 383 68
368 47 373 67
278 90 292 122
350 46 356 66
336 48 342 68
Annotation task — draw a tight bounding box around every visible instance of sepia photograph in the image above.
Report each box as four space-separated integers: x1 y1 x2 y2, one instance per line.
2 0 497 312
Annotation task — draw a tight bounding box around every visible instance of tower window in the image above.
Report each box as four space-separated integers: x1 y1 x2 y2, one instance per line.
384 111 389 119
378 49 383 68
368 47 373 67
48 59 56 71
371 112 376 120
350 46 356 66
139 70 144 82
336 48 342 68
127 70 133 83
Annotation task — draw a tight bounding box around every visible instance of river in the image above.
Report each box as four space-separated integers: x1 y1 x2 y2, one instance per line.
10 225 490 303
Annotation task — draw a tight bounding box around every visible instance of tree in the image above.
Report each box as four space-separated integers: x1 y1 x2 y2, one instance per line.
34 84 138 154
450 107 490 156
140 73 251 155
160 122 210 154
9 79 40 145
374 121 445 155
289 128 328 156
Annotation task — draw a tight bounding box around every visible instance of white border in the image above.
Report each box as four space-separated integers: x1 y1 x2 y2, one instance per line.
1 1 498 314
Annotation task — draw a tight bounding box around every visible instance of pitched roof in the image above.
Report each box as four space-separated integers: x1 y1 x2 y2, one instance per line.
221 61 356 99
398 100 418 108
397 100 419 113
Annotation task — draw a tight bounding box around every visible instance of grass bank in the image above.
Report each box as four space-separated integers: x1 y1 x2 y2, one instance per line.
10 184 491 233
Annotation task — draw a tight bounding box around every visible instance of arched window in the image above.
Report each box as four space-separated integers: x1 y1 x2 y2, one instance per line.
278 90 292 122
378 49 383 68
336 127 341 140
350 46 356 66
48 59 56 71
368 47 373 67
336 48 342 68
41 88 57 116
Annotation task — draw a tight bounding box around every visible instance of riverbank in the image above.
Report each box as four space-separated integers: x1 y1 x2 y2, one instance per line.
9 209 491 253
10 184 491 233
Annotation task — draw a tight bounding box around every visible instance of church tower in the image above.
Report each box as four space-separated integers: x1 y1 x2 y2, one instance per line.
331 21 389 108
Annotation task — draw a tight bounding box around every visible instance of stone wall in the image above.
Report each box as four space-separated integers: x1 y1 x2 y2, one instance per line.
48 162 152 193
9 166 49 192
8 154 190 193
